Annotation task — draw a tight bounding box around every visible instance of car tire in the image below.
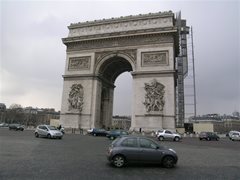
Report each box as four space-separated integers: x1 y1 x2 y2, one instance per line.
93 133 97 136
216 138 219 141
162 156 175 168
35 132 39 138
199 138 202 141
112 155 125 168
207 137 210 141
158 136 164 141
47 134 51 139
59 137 62 139
174 137 180 142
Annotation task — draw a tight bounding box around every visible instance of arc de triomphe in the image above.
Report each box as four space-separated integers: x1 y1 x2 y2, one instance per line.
60 11 188 131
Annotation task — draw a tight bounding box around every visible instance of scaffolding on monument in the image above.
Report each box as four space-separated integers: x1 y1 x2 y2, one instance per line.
184 27 197 122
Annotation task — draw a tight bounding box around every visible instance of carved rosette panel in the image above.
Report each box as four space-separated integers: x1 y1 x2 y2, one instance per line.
95 49 137 65
69 17 173 37
143 79 165 113
68 56 91 70
68 84 84 112
141 51 168 67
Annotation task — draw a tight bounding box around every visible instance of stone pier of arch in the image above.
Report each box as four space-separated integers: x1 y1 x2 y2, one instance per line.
60 11 188 132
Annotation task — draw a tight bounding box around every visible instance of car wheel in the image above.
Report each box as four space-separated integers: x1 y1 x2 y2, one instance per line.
174 137 180 142
112 155 125 168
232 139 234 141
158 136 164 141
47 134 51 139
93 133 97 136
207 137 210 141
216 137 219 141
162 156 175 168
35 132 39 138
199 138 202 141
59 137 62 139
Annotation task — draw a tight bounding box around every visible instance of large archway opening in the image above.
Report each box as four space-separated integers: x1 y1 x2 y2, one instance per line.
97 56 133 129
113 72 132 116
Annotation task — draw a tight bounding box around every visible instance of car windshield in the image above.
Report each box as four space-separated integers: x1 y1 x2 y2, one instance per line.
47 126 57 130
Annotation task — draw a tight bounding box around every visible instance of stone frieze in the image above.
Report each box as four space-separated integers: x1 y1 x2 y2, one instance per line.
141 51 168 67
67 34 173 52
68 17 173 37
68 56 91 70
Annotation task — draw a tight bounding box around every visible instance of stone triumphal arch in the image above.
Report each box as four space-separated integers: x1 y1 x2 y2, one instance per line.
60 11 188 131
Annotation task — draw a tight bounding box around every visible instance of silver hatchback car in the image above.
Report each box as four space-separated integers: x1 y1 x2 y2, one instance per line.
107 136 178 168
35 125 63 139
157 130 182 142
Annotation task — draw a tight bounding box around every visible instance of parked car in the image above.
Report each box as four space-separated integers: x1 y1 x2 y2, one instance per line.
230 132 240 141
107 136 178 168
228 131 240 140
90 128 108 136
157 130 181 141
0 123 9 128
35 125 63 139
199 132 219 141
106 130 128 140
9 124 24 131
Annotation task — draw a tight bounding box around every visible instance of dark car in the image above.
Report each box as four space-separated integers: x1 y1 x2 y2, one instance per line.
107 130 128 140
107 136 178 168
199 132 219 141
90 128 108 136
9 124 24 131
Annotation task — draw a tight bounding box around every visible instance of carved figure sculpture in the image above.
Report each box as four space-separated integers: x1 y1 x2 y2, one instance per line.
143 79 165 112
68 84 84 112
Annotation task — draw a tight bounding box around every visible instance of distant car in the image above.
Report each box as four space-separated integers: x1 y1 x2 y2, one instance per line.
9 124 24 131
106 130 128 140
157 130 181 142
0 123 9 128
199 132 219 141
230 132 240 141
228 131 240 140
90 128 108 136
107 136 178 168
35 125 63 139
87 128 94 134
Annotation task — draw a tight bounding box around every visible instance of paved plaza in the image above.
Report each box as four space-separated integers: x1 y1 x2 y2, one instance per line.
0 128 239 180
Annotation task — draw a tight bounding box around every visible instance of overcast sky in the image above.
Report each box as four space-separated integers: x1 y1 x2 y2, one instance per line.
0 0 239 116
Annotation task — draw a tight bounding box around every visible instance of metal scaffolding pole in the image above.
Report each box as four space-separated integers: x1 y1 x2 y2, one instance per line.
191 27 197 116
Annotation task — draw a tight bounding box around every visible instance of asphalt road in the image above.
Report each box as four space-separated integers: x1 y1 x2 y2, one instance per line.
0 128 239 180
